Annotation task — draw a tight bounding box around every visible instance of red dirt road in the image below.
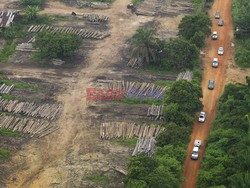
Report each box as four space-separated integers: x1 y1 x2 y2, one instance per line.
181 0 234 187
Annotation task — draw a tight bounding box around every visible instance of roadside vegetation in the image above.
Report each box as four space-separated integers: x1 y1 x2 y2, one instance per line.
197 78 250 187
124 80 203 187
192 0 214 11
233 0 250 68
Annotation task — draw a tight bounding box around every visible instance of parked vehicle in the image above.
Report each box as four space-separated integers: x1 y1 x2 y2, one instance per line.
198 111 206 122
215 11 220 19
191 139 202 160
212 58 219 68
218 19 224 26
218 47 224 55
208 80 215 90
212 31 218 40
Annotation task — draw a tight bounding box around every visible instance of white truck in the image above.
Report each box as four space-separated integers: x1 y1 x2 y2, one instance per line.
191 139 202 160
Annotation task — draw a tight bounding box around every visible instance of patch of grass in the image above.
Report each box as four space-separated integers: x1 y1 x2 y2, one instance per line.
0 93 15 100
155 80 175 88
0 77 45 91
0 148 11 160
86 174 111 185
0 41 17 63
119 97 163 105
115 138 137 148
132 0 143 5
140 64 178 74
0 128 22 137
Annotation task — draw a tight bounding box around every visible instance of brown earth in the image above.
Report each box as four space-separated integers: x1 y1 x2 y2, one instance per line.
181 0 235 187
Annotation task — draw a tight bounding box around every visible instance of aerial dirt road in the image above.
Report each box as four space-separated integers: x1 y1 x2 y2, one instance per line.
181 0 234 187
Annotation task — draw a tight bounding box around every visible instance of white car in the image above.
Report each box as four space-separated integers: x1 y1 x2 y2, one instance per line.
191 140 202 160
212 58 219 68
218 47 224 55
198 111 206 122
212 31 218 40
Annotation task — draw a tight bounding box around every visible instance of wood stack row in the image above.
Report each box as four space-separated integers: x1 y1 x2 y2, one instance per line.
90 2 110 9
0 84 14 94
135 0 163 16
176 70 193 81
16 43 39 52
0 97 62 120
127 57 143 69
100 122 165 140
83 14 109 23
147 104 164 120
103 80 166 100
0 114 58 138
27 25 110 40
132 137 156 156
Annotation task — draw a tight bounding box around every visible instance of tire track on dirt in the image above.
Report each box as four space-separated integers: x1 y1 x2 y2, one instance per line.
181 0 234 187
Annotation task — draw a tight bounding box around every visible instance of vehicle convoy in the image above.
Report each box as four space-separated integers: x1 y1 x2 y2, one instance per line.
218 47 224 55
198 111 206 122
212 58 219 68
191 140 202 160
212 31 218 40
208 80 215 90
218 19 224 26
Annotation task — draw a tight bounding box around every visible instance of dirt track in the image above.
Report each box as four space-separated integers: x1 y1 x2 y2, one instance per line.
181 0 234 187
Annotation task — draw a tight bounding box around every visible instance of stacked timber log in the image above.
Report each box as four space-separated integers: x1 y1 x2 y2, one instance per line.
100 122 165 140
132 137 156 156
0 97 62 120
147 104 164 120
28 36 36 43
127 57 143 69
0 84 14 94
76 0 110 9
176 70 193 81
100 80 166 100
0 114 58 138
83 14 109 23
16 43 39 52
27 25 110 40
90 2 110 9
135 0 163 16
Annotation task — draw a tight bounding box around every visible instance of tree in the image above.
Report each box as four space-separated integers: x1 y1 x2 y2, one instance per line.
178 13 212 40
34 31 82 59
160 39 199 70
25 6 39 21
131 28 159 65
156 123 191 147
190 31 206 48
165 80 203 114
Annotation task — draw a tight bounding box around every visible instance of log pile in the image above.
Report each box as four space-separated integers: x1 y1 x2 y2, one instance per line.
100 122 165 140
83 14 109 23
16 43 39 52
90 2 110 9
103 80 166 100
0 114 58 138
27 25 110 40
147 104 164 120
127 57 143 69
0 97 62 120
135 0 163 16
132 137 156 156
76 0 110 9
0 84 14 94
176 70 193 81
